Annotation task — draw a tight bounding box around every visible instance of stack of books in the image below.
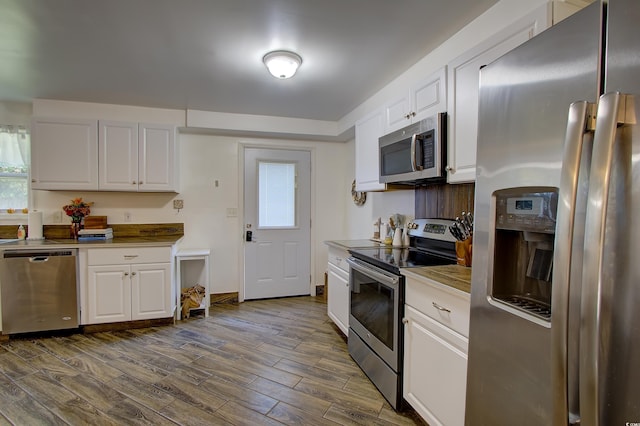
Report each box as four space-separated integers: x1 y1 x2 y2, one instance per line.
78 228 113 241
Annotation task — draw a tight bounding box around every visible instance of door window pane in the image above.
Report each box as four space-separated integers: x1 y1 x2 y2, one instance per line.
258 161 295 227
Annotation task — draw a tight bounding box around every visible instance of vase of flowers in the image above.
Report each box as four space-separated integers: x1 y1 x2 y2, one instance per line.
62 197 93 239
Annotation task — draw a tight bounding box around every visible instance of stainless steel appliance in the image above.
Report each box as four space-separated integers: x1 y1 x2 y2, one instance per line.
347 218 457 409
466 1 640 424
379 113 446 185
0 249 79 334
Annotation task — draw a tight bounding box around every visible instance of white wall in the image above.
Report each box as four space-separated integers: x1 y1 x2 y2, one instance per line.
176 132 351 294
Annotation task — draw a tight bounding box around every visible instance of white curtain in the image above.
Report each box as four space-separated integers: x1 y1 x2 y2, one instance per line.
0 125 30 210
0 125 30 168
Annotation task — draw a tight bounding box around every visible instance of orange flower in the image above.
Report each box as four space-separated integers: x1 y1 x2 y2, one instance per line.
62 197 94 222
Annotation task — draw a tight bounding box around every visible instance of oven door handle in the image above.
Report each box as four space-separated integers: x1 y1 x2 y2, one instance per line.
346 257 400 287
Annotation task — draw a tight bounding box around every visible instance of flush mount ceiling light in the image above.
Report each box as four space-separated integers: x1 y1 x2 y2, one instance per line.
263 50 302 79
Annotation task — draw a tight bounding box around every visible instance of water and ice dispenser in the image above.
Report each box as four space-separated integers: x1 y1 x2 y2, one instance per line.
491 188 558 321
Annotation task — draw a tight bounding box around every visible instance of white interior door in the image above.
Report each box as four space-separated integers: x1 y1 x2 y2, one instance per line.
243 147 311 300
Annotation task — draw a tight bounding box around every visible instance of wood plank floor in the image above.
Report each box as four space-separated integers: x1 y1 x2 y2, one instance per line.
0 296 426 425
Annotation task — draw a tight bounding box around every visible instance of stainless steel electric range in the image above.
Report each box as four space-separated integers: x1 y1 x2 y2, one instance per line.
346 218 458 410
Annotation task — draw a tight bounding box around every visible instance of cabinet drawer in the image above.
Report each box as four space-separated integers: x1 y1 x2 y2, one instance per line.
88 246 171 266
405 275 470 337
328 247 350 273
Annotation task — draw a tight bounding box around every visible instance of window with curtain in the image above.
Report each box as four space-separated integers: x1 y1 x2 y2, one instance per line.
0 125 30 212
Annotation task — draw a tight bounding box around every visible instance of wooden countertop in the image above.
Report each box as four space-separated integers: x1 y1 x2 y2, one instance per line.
403 264 472 294
0 223 184 249
0 235 182 250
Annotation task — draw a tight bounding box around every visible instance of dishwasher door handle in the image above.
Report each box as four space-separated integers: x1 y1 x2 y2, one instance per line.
29 256 50 263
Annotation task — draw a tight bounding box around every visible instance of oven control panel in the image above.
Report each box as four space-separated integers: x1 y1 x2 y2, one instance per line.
407 218 458 243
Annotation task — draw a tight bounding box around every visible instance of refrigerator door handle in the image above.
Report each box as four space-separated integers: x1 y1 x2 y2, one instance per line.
551 100 595 426
580 92 635 426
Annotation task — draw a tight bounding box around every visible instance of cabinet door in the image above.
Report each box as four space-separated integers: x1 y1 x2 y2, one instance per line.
355 108 386 192
383 67 447 134
447 7 549 183
138 123 177 192
404 305 468 426
131 263 171 320
410 66 447 124
327 263 349 335
383 94 411 134
87 265 131 324
31 118 98 190
99 121 139 191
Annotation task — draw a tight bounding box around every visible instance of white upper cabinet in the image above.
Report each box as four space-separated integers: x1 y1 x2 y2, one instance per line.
99 121 139 191
445 1 587 183
447 6 551 183
138 123 177 192
32 117 178 192
31 118 99 190
355 108 386 192
384 67 447 134
99 121 177 192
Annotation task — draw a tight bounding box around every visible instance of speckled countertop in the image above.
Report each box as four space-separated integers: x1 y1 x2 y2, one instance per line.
325 239 471 293
325 239 383 250
403 264 471 294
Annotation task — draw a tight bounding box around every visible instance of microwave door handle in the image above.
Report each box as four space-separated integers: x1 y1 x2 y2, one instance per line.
580 92 634 426
410 134 423 171
550 100 595 426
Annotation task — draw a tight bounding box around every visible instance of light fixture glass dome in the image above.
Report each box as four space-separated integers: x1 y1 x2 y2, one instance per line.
263 50 302 79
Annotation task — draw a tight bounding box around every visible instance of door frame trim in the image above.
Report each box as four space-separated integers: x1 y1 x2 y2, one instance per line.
238 142 316 302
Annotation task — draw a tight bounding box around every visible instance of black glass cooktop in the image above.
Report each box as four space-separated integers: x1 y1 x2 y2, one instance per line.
349 246 455 273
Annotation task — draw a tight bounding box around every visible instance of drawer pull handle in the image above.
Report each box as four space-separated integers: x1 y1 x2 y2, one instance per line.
432 302 451 313
124 255 138 259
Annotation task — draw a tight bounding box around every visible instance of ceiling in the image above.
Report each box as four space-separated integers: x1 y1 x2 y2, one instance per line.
0 0 498 122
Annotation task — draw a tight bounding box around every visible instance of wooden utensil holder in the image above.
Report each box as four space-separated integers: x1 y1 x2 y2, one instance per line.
455 237 473 267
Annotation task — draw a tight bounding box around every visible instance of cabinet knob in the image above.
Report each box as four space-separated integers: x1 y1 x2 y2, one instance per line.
31 179 36 183
405 114 411 119
410 111 416 117
402 318 409 324
445 165 454 173
132 181 137 184
124 272 129 277
139 181 143 184
131 272 136 276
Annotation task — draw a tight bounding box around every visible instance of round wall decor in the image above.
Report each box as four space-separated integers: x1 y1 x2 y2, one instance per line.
351 180 366 206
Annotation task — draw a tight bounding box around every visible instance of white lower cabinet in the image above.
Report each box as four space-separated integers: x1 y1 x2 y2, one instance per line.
84 247 173 324
403 274 470 426
327 246 350 335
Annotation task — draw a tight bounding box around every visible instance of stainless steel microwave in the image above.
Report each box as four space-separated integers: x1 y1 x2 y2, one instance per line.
379 113 446 184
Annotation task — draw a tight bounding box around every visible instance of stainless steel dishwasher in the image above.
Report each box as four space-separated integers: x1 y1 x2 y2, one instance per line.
0 249 79 334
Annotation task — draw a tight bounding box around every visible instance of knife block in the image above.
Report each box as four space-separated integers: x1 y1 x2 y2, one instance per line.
455 237 473 267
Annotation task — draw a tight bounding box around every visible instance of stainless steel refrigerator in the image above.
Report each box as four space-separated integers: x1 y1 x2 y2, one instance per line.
466 1 640 424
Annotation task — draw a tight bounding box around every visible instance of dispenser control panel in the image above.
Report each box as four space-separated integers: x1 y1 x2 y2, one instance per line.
495 189 557 233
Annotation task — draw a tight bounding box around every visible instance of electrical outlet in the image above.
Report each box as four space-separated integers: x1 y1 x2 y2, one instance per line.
124 212 132 222
173 199 184 209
